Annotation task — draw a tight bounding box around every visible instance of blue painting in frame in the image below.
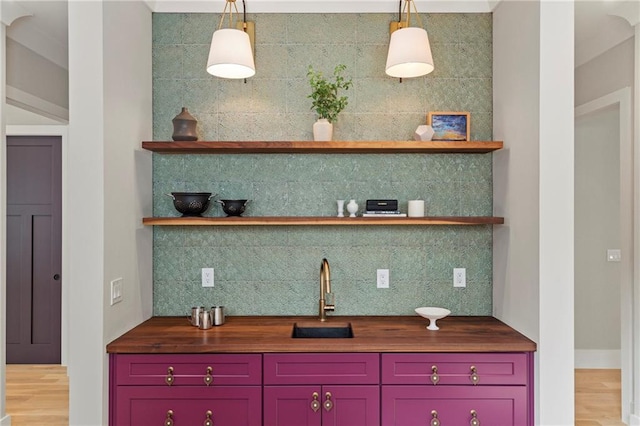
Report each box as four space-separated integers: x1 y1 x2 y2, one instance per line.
427 112 470 141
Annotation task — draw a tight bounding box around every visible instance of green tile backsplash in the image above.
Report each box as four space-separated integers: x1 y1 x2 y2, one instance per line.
152 12 494 317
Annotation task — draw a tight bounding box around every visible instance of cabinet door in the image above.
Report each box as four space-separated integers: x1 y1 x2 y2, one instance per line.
115 386 262 426
264 385 379 426
264 386 322 426
323 385 380 426
382 386 528 426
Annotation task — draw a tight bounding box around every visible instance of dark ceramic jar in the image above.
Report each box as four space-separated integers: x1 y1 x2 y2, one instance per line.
172 107 198 141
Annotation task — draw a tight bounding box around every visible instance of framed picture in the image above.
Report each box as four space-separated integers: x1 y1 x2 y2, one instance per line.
427 112 470 141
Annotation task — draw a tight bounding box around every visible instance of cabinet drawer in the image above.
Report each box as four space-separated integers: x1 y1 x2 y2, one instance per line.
382 385 529 426
114 354 262 386
264 353 379 385
382 353 528 385
114 386 262 426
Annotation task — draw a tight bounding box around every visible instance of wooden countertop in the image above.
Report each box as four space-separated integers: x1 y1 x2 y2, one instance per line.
106 316 536 354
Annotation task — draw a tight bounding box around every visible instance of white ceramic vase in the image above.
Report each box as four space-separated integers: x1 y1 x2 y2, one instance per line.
346 199 358 217
337 200 345 217
313 118 333 141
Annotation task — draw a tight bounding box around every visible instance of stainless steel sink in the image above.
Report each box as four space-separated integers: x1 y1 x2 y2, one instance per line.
291 322 354 338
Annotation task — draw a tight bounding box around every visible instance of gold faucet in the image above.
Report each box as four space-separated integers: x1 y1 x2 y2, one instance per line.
319 258 335 321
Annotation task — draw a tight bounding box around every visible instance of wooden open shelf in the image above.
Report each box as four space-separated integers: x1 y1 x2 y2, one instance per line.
142 216 504 226
142 140 503 154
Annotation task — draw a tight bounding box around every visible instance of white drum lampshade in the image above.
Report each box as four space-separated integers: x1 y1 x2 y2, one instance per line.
385 27 434 79
207 28 255 79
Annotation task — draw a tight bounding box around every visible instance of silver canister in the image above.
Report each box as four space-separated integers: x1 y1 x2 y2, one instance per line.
189 306 205 327
212 306 225 326
198 310 213 330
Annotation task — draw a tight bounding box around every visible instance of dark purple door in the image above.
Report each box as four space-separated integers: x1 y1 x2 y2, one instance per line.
6 135 62 364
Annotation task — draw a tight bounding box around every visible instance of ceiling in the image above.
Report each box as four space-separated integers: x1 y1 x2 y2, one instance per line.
2 0 636 124
6 0 635 71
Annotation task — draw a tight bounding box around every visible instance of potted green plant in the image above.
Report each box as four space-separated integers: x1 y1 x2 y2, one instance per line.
307 64 353 141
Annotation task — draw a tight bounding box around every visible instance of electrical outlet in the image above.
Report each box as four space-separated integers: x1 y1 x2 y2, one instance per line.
110 278 123 305
453 268 466 288
202 268 214 287
377 269 390 289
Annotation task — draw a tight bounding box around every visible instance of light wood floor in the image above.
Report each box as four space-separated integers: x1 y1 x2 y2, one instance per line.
6 364 69 426
575 369 625 426
3 366 626 425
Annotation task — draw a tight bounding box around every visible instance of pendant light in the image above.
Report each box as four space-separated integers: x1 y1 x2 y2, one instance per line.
385 0 434 79
207 0 255 79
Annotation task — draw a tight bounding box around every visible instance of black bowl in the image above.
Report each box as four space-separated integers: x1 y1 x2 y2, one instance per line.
168 192 213 217
216 199 249 217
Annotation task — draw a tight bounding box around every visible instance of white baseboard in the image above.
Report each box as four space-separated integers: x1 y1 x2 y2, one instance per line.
575 349 621 368
630 414 640 425
0 414 12 426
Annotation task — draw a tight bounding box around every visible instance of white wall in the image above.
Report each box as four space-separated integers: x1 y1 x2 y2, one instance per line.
102 0 152 345
102 1 153 420
0 19 8 426
67 1 152 424
493 1 575 424
6 38 68 110
574 107 621 363
575 38 634 106
493 0 540 342
67 2 106 424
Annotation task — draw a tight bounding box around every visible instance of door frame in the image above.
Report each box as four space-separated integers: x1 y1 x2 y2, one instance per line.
5 125 68 365
575 87 633 423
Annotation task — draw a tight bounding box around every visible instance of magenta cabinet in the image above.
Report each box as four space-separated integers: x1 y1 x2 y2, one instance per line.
381 386 528 426
264 385 380 426
381 352 534 426
116 386 262 426
109 354 262 426
381 353 528 386
263 353 380 385
263 353 381 426
114 353 261 386
110 352 534 426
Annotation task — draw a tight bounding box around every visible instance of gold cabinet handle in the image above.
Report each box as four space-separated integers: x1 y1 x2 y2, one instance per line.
470 409 480 426
165 367 174 386
164 409 174 426
431 365 440 385
204 410 213 426
204 366 213 386
323 392 333 412
311 392 321 412
470 365 479 385
430 410 441 426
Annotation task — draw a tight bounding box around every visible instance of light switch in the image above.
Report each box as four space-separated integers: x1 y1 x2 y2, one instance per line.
607 249 621 262
110 278 123 305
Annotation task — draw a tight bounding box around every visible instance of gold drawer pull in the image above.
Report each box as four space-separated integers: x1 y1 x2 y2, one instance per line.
430 410 440 426
470 409 480 426
165 367 174 386
204 366 213 386
311 392 320 412
323 392 333 412
431 365 440 385
204 410 213 426
164 409 174 426
470 365 479 385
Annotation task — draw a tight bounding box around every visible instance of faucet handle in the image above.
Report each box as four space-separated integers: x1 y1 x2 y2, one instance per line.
324 292 335 311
